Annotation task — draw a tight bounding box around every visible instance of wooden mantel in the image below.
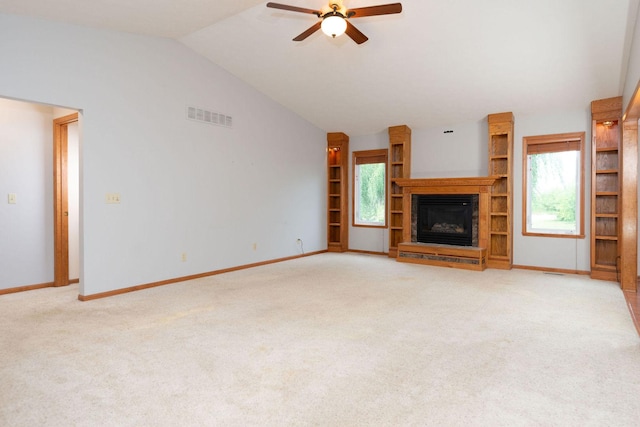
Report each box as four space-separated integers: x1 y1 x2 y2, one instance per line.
394 177 498 270
395 177 498 192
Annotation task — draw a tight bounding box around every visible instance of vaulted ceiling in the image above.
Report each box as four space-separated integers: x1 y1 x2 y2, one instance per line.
1 0 638 135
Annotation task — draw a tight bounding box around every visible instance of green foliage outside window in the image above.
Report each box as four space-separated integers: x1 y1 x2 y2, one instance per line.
356 163 385 225
528 151 578 232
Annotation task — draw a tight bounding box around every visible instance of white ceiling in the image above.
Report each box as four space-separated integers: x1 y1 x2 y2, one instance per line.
1 0 638 135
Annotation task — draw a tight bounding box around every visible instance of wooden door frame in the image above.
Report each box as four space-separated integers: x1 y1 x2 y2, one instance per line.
621 81 640 292
53 113 78 287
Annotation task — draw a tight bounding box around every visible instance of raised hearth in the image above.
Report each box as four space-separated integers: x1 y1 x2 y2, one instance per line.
398 243 487 271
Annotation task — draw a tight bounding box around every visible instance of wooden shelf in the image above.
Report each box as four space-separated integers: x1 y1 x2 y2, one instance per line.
590 97 622 281
594 264 617 269
388 125 411 258
595 235 618 240
327 133 349 252
487 112 514 269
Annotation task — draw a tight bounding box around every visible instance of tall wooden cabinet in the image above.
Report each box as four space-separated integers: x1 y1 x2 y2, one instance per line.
487 112 514 269
590 97 622 281
388 125 411 258
620 120 638 291
327 132 349 252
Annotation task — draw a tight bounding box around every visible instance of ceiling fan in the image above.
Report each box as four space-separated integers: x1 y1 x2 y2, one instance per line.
266 2 402 44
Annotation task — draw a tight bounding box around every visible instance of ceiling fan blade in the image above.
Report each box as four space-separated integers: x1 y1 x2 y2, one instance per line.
347 3 402 18
293 22 322 41
345 21 368 44
266 2 321 16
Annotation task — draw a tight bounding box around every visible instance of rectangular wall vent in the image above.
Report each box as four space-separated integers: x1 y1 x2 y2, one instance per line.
187 106 232 128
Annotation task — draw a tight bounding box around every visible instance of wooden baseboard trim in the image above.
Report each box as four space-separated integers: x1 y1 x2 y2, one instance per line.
512 264 590 276
69 278 79 284
0 281 55 296
347 249 388 256
77 250 327 302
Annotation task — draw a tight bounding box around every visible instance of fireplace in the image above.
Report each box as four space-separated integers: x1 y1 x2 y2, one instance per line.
416 195 477 246
394 177 496 271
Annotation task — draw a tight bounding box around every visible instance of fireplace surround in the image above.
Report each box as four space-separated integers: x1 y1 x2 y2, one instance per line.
394 177 497 270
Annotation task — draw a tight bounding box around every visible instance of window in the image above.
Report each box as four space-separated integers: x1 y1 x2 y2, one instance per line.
523 132 585 238
352 149 388 227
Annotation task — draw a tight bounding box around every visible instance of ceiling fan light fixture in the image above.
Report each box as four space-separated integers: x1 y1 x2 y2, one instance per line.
266 2 403 44
321 14 347 38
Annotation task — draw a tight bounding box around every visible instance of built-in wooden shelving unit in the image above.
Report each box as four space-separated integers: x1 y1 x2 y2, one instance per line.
591 97 622 281
327 132 349 252
388 125 411 258
487 112 514 269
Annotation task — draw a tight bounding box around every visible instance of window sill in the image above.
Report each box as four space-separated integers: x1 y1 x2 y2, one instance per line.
522 231 585 239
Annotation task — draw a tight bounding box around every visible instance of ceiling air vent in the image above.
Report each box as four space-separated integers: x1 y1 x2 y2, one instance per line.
186 106 232 128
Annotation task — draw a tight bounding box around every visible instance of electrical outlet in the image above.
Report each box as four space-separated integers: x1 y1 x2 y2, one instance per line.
181 252 187 262
297 238 302 244
105 193 121 204
8 193 17 204
252 243 257 251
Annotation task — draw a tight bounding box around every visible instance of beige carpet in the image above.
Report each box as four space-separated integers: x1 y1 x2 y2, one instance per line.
1 253 639 426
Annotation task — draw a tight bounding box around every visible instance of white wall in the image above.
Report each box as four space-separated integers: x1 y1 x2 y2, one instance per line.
0 14 326 296
411 120 489 178
347 110 592 272
512 109 592 271
0 98 54 287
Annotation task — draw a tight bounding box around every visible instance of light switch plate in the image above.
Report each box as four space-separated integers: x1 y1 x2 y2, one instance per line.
105 193 121 204
8 193 16 204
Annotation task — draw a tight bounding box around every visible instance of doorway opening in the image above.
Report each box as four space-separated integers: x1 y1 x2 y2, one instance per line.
54 113 80 287
0 97 81 294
